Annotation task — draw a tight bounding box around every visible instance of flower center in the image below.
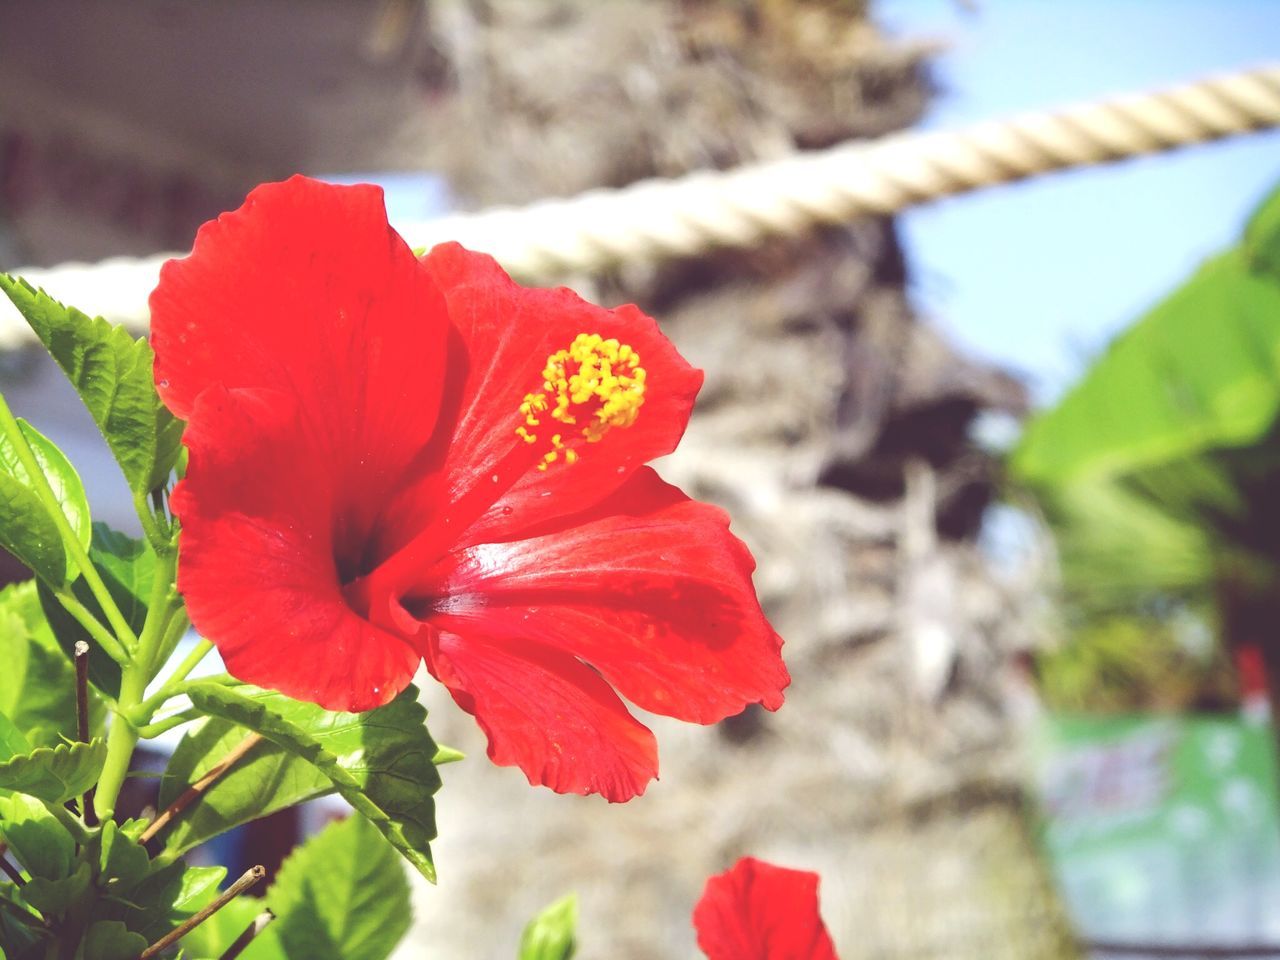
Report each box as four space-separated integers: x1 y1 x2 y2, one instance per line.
345 333 648 631
516 333 646 470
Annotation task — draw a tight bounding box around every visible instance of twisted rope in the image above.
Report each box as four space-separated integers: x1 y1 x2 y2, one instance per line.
4 64 1279 343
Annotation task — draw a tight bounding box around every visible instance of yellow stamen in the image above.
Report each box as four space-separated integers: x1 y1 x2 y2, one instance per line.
517 333 646 470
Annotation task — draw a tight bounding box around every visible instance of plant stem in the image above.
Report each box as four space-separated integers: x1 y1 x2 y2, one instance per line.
136 708 201 740
91 527 184 819
136 548 179 678
220 909 276 960
128 638 215 725
139 865 266 959
0 394 137 649
0 892 40 926
50 586 129 667
73 642 97 826
0 843 25 885
166 637 215 688
139 733 263 845
133 488 171 555
151 609 192 677
94 667 145 821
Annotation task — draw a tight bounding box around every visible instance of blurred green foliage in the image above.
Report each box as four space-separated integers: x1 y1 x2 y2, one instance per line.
1012 176 1280 711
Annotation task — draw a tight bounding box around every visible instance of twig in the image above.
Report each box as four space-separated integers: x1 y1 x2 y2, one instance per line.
0 843 25 886
139 732 263 846
219 908 276 960
139 865 265 959
74 641 97 826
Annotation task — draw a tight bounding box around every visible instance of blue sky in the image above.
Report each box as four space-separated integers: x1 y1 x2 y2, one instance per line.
875 0 1280 404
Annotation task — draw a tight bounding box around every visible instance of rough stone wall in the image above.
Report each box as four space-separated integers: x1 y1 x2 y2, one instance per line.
403 2 1078 958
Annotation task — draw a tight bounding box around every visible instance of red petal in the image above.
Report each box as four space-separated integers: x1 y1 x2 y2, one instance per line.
172 386 420 711
151 176 450 547
422 468 788 724
371 243 703 559
426 627 658 801
693 858 839 960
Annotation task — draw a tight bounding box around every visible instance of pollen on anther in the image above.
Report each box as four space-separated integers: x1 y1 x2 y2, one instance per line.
516 332 646 468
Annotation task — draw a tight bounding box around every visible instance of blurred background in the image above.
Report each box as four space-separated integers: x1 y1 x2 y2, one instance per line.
2 1 1280 958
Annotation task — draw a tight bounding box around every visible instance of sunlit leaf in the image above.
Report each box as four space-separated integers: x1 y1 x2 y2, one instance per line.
183 682 441 881
0 274 183 495
0 738 106 803
156 716 331 857
0 792 74 880
38 524 157 699
0 580 103 747
0 419 91 585
267 815 411 960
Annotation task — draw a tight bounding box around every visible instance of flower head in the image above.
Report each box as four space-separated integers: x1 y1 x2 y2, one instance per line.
150 175 789 801
694 857 839 960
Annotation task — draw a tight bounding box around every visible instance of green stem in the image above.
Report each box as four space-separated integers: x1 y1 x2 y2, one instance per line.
94 668 145 821
94 547 185 819
133 489 171 555
165 637 215 688
137 708 201 740
129 639 215 724
0 394 138 650
49 586 130 667
150 609 192 678
135 548 179 677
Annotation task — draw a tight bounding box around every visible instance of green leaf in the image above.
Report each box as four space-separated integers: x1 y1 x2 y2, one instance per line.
93 819 152 891
184 683 441 881
84 524 156 633
1245 179 1280 278
1009 179 1280 620
0 887 48 958
0 274 184 495
267 815 411 960
0 739 106 803
1012 249 1280 489
0 419 91 585
0 792 73 880
0 711 31 762
156 717 331 857
81 820 227 949
0 580 102 747
38 524 157 699
81 920 149 960
21 860 90 923
519 894 579 960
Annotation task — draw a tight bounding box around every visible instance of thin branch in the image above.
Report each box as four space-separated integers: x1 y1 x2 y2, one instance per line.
0 843 24 886
0 890 41 926
139 733 263 846
73 641 96 826
219 908 276 960
140 865 266 960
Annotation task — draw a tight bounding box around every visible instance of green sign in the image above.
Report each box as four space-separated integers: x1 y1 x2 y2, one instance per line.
1032 714 1280 944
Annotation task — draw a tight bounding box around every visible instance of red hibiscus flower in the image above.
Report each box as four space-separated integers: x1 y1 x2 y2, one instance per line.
149 175 788 801
693 857 839 960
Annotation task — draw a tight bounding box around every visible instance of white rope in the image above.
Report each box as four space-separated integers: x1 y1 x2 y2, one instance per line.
4 64 1279 345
